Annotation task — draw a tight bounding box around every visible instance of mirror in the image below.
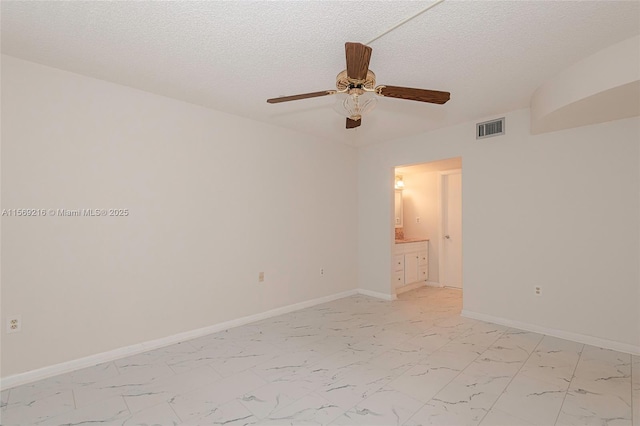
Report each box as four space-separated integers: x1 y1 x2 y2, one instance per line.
394 190 403 228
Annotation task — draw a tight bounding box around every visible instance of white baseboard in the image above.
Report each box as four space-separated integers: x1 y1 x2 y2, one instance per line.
426 281 443 288
461 309 640 356
357 289 397 301
1 289 359 389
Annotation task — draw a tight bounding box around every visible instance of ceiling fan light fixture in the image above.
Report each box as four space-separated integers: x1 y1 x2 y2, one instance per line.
266 42 450 129
333 91 377 121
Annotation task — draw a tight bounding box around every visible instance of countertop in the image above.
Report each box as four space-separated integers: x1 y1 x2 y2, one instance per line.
395 238 429 244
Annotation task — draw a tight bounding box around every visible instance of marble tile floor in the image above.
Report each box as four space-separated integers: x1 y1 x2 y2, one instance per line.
1 286 638 425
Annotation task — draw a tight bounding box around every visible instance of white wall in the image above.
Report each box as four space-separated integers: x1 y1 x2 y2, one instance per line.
531 35 640 134
359 109 640 350
1 55 358 377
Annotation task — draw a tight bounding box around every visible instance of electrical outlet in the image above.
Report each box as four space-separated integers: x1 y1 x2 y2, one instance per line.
7 315 21 334
535 286 541 296
258 272 264 282
320 268 324 276
416 217 421 223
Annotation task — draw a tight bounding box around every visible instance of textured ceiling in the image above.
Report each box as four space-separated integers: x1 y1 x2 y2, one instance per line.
2 1 639 146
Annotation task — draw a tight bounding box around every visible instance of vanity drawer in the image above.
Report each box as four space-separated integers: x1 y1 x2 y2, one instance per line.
393 271 405 287
394 255 405 271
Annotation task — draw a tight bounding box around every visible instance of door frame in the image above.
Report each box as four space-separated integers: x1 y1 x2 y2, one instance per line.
437 169 462 288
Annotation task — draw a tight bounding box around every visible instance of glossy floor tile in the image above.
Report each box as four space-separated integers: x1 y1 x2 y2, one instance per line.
1 286 637 425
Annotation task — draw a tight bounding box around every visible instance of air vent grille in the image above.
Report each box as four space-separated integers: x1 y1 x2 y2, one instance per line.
476 117 505 139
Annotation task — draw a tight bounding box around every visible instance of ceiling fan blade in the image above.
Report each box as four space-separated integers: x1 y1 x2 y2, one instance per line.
345 42 372 81
376 85 450 104
346 117 361 129
267 90 336 104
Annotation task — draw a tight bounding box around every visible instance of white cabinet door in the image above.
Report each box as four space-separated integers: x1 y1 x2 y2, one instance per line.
394 242 428 289
419 266 428 282
418 248 428 281
404 253 418 284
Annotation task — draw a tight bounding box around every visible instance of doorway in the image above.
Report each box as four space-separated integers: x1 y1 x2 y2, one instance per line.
393 158 462 293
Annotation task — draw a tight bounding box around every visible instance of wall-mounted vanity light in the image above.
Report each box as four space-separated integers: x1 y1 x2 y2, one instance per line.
395 175 405 190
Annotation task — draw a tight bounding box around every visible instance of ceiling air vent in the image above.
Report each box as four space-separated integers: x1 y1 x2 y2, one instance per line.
476 117 505 139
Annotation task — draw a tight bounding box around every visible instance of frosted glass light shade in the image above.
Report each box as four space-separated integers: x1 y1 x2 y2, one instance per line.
333 92 377 120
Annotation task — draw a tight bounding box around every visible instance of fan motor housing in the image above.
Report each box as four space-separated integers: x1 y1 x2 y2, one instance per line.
336 69 376 92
